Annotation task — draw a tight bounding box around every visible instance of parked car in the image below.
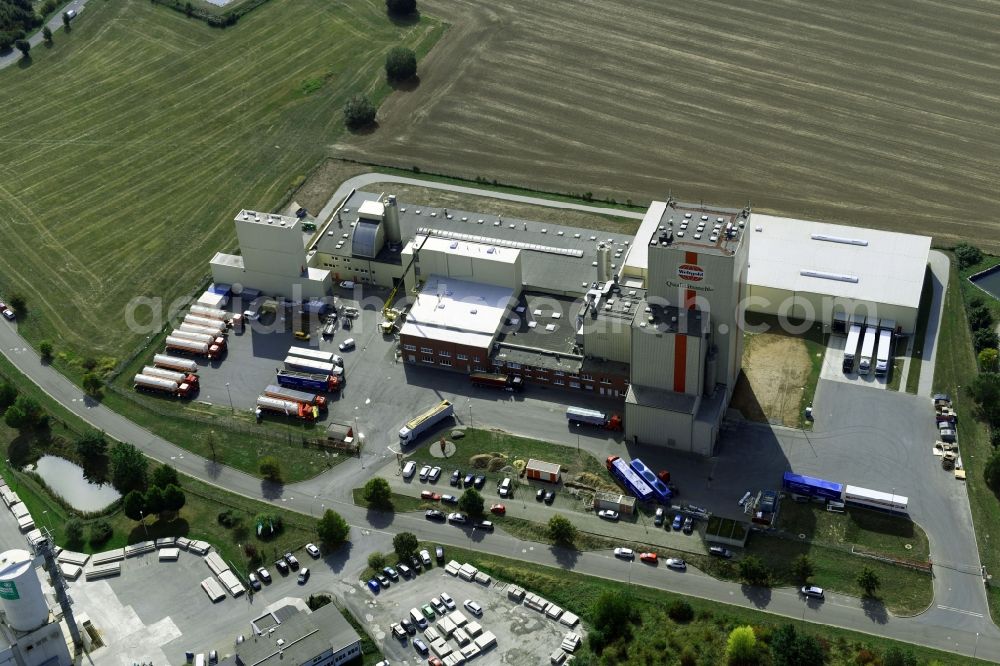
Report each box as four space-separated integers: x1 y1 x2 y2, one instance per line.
654 507 665 526
665 558 687 571
940 428 957 443
297 568 310 584
450 469 462 486
402 460 417 479
441 494 458 504
1 309 13 321
709 546 733 558
429 466 442 482
256 567 271 583
425 509 446 522
536 488 545 502
440 592 456 610
391 623 407 641
544 490 555 505
431 597 447 615
248 572 261 590
420 604 436 621
800 585 825 599
419 465 431 481
275 559 289 574
464 472 475 487
420 549 433 566
474 520 494 532
639 552 658 564
498 478 512 497
376 573 390 588
463 600 483 617
435 545 445 563
597 509 619 521
409 555 422 572
400 617 416 635
473 475 486 489
342 316 352 330
367 579 380 593
322 321 335 337
614 547 634 560
672 514 683 530
448 512 468 525
339 280 356 289
413 638 429 656
683 516 694 534
383 566 399 581
421 490 442 501
293 331 310 340
285 553 299 569
398 564 412 578
490 503 506 515
305 543 321 558
339 338 356 351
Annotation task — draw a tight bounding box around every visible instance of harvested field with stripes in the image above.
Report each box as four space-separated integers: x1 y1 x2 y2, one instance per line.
0 0 440 359
340 0 1000 250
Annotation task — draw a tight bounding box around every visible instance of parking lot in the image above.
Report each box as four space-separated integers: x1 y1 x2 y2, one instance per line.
342 559 577 665
818 334 889 389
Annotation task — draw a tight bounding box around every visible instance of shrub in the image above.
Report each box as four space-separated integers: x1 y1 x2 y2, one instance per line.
974 328 999 352
343 94 376 130
217 509 241 527
258 456 282 482
968 303 994 331
109 442 147 493
89 519 113 545
39 341 53 359
64 519 84 545
738 555 770 587
151 464 179 489
955 243 983 269
726 625 759 665
254 513 283 540
385 46 417 81
75 431 107 460
0 383 16 410
979 348 1000 372
667 599 694 623
307 594 332 611
393 532 419 560
385 0 416 16
368 551 387 571
4 395 46 430
548 515 576 546
985 450 1000 493
856 566 880 597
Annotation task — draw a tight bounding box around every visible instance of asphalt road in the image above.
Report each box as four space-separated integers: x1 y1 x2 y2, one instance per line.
0 173 995 659
0 1 87 71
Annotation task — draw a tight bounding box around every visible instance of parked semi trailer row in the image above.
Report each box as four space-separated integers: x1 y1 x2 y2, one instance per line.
781 472 908 513
153 354 199 374
165 335 223 359
142 365 199 388
255 396 318 421
263 384 327 411
276 369 340 393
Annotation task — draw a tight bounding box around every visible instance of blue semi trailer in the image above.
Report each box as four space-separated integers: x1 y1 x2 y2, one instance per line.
276 369 338 393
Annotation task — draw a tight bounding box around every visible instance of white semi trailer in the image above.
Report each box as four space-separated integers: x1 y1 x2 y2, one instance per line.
858 323 878 376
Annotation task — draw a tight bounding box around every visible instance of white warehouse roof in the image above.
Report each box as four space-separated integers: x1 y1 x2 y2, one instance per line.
747 214 931 309
398 276 514 348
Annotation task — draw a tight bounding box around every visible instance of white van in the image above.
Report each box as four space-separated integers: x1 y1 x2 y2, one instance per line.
498 478 512 498
409 607 428 630
402 461 416 479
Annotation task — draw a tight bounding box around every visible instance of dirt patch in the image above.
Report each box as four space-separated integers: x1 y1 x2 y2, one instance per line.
733 332 811 426
294 159 372 215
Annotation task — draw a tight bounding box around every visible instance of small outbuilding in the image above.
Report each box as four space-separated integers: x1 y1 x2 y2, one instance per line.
593 491 636 516
526 459 562 483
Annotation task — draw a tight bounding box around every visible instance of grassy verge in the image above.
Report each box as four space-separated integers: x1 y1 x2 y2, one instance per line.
887 357 904 391
937 252 1000 620
777 502 929 560
438 543 986 665
350 488 431 513
905 268 936 394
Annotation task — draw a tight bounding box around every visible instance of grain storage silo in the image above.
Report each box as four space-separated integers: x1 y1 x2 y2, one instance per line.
0 550 48 632
596 243 612 283
382 194 402 249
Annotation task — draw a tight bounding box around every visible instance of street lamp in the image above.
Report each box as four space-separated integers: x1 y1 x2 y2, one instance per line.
225 382 234 413
359 433 366 469
467 398 473 429
975 632 981 658
575 423 580 453
138 510 149 539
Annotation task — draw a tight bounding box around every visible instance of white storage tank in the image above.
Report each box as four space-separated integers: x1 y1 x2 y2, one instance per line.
0 549 48 632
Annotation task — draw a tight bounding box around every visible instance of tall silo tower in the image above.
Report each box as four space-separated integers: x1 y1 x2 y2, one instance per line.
0 549 48 632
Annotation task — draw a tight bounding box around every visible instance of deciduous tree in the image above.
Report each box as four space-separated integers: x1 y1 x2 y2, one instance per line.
110 442 147 493
385 0 416 16
122 490 146 521
162 484 186 514
13 39 28 57
738 555 770 587
725 625 759 665
385 46 417 82
955 243 983 269
363 477 392 510
392 532 418 560
979 348 1000 372
151 464 179 489
790 554 814 584
316 509 349 549
258 456 282 482
458 488 484 518
343 94 376 130
547 515 576 546
856 566 881 597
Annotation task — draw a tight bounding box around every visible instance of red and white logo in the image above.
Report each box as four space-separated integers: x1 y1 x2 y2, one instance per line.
677 264 704 282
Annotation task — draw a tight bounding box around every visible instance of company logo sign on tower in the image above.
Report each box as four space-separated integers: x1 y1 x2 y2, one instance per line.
677 264 705 282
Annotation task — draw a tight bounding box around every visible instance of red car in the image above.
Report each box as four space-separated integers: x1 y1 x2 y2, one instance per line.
490 503 506 515
639 552 658 564
420 490 441 501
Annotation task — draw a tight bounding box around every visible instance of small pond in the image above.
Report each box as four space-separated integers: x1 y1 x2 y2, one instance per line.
32 456 120 512
970 265 1000 300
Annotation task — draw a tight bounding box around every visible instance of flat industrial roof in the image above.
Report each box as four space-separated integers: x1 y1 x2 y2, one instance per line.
235 209 300 231
316 192 637 295
419 235 520 265
398 275 513 347
747 214 931 308
624 200 748 272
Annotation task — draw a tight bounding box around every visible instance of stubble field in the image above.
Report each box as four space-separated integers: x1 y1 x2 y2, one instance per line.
0 0 441 360
339 0 1000 250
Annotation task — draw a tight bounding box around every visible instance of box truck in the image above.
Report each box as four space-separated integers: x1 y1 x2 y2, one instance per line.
399 400 454 445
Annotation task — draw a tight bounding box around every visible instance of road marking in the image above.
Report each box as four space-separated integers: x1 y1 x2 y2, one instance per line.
936 605 984 618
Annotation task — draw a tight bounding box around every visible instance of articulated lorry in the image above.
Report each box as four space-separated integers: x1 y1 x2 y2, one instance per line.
165 335 222 359
171 329 228 352
183 315 227 335
133 373 195 398
857 323 878 376
284 355 338 376
142 365 199 388
179 322 227 339
255 396 318 421
566 406 623 431
470 372 524 391
605 456 672 504
189 304 229 322
399 400 454 445
875 320 895 376
153 354 198 374
842 323 862 373
276 369 340 393
263 384 327 411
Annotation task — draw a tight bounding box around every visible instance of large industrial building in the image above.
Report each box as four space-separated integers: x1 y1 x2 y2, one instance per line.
0 549 75 666
206 188 931 455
